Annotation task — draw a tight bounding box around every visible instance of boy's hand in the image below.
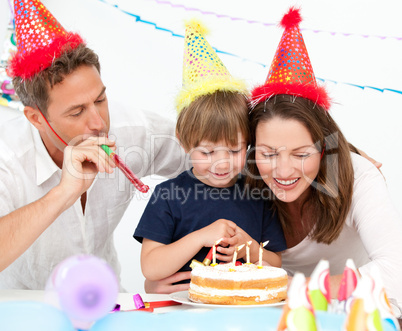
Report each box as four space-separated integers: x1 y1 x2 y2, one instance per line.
231 226 254 260
218 226 256 261
196 219 237 262
214 238 235 262
198 219 237 247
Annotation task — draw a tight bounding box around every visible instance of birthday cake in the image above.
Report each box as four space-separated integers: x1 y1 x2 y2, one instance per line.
188 263 288 305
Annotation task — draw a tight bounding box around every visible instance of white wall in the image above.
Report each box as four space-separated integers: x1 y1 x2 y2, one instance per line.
1 0 401 294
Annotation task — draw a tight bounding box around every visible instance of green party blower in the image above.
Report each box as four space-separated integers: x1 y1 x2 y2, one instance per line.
101 145 149 193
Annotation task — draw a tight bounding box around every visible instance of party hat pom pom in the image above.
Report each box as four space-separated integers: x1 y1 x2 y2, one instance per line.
185 18 210 36
280 7 302 29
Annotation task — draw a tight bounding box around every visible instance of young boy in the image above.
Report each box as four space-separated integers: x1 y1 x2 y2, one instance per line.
134 21 286 285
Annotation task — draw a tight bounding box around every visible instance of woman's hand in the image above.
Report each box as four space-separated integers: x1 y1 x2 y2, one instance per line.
144 271 191 294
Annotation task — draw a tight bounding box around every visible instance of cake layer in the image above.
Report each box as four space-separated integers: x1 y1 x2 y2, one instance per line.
190 275 287 290
189 287 287 305
188 264 288 305
191 263 287 281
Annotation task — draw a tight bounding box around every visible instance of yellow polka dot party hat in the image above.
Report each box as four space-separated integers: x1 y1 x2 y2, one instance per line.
8 0 84 80
176 19 247 112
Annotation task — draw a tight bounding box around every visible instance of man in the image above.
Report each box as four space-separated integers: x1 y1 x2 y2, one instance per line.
0 0 185 289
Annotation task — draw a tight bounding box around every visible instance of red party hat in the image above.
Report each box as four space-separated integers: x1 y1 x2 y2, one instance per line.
7 0 84 80
250 7 330 110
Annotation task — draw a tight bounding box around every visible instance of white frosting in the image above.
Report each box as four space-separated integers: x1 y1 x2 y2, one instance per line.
189 283 287 301
191 263 287 281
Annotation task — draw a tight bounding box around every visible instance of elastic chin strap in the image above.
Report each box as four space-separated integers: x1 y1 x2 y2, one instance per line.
37 106 68 146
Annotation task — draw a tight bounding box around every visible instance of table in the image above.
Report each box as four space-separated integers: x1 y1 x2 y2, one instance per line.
0 290 193 313
0 290 288 330
1 290 401 330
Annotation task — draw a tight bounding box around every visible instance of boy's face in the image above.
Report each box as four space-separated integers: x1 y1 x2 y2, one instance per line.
43 65 110 150
189 134 248 188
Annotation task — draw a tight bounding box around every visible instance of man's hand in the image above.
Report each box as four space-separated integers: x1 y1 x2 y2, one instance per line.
60 137 116 201
357 148 385 180
144 271 191 294
357 148 382 169
0 136 117 272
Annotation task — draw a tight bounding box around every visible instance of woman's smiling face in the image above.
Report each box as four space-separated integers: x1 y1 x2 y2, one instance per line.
255 117 321 203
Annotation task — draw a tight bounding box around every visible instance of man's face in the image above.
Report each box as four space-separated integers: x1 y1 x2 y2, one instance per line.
44 65 110 149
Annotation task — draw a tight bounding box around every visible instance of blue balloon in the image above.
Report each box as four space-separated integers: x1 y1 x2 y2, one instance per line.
90 311 162 331
91 307 351 331
91 307 283 331
0 301 75 331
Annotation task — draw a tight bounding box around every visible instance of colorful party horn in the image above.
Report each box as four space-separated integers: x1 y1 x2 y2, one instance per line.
308 259 331 311
337 259 360 313
370 266 400 331
344 275 383 331
278 272 317 331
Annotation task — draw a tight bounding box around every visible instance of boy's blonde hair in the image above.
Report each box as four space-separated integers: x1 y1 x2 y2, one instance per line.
176 91 249 151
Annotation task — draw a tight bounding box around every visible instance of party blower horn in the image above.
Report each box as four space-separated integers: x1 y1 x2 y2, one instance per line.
45 255 119 330
101 145 149 193
344 275 383 331
370 266 401 331
337 258 360 313
307 259 331 311
277 272 318 331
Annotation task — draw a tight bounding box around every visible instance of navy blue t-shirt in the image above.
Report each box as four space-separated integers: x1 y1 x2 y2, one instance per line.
134 170 286 275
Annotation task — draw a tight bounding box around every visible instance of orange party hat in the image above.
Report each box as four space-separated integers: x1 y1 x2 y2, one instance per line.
7 0 84 80
250 7 330 110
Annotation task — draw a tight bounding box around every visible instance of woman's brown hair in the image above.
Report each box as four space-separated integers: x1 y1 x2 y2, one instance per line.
246 95 354 244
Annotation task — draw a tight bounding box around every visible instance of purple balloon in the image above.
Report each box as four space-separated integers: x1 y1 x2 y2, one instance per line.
48 255 119 324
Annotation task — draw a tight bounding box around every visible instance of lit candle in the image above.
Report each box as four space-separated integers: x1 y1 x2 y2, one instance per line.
232 244 245 265
246 240 252 264
258 241 269 268
212 238 223 266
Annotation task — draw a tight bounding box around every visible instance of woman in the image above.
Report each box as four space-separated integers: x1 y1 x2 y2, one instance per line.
246 7 402 311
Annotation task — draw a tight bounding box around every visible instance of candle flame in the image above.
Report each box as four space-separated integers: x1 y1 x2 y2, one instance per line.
263 240 269 247
237 244 245 251
246 240 252 246
215 238 223 245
